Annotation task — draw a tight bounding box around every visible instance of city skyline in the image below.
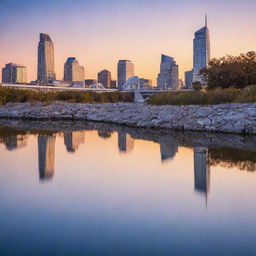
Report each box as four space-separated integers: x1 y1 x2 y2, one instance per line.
0 0 256 84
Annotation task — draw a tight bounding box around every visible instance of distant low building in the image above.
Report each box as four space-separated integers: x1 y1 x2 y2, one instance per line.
110 80 117 88
185 69 194 88
140 78 152 89
89 83 105 89
71 81 85 88
84 79 96 87
2 63 27 83
50 80 69 87
98 69 111 88
179 79 184 89
157 54 179 90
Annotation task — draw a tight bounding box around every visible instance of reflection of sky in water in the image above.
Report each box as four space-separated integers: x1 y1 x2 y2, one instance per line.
0 128 256 256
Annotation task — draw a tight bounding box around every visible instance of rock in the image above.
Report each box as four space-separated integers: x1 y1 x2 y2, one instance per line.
0 102 255 134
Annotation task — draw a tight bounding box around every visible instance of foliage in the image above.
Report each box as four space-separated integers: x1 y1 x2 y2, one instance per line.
148 86 256 105
0 87 133 105
192 81 203 90
200 51 256 89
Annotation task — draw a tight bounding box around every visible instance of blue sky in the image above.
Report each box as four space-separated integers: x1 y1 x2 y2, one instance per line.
1 0 256 82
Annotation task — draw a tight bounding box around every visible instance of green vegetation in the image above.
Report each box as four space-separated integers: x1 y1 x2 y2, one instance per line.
200 51 256 89
148 86 256 105
0 87 133 105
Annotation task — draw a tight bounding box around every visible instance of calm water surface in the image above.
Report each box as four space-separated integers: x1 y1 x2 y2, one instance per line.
0 121 256 256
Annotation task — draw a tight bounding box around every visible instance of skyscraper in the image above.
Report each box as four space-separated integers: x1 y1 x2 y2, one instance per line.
37 33 56 84
157 54 179 90
117 60 134 89
98 69 111 88
2 63 27 83
193 16 210 83
64 57 84 82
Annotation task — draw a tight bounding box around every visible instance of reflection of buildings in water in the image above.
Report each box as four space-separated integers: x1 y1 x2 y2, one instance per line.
64 131 85 152
97 130 112 139
38 135 56 181
194 147 210 200
118 131 134 153
159 141 178 162
4 135 28 151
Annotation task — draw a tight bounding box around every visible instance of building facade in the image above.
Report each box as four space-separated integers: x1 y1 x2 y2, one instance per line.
64 57 84 82
140 78 152 89
117 60 134 89
98 69 111 88
185 69 194 88
84 79 96 87
2 63 27 83
110 80 117 88
37 33 56 84
193 16 210 83
157 54 179 90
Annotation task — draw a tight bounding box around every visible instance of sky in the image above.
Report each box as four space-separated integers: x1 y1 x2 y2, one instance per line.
0 0 256 84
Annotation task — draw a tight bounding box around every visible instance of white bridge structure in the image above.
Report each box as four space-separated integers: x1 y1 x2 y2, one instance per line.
1 83 118 93
1 83 193 103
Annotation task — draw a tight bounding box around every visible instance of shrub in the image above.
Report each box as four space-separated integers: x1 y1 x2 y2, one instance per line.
148 86 256 105
0 87 133 105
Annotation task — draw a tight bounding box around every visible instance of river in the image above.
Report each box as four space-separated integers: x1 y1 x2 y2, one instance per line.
0 120 255 256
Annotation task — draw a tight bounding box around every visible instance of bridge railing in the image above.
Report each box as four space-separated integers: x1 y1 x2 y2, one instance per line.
1 83 118 93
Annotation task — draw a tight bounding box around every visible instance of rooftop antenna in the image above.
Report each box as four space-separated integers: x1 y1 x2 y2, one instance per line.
205 14 208 27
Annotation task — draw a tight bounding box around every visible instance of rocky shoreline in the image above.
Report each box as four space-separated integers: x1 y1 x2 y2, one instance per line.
0 102 255 134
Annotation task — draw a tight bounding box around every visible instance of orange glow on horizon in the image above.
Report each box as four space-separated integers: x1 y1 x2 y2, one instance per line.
0 0 255 83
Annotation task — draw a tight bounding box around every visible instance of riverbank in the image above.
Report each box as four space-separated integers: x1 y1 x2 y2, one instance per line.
0 119 256 152
0 102 255 134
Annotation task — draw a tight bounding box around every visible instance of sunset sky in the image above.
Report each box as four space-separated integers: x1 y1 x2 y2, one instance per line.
0 0 256 84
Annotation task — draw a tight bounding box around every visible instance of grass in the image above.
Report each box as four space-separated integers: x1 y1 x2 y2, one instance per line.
0 87 133 105
148 85 256 105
